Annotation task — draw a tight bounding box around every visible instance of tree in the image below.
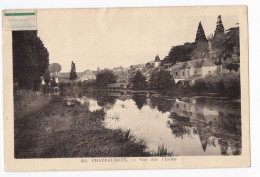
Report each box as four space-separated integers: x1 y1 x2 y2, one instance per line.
195 22 208 43
193 22 209 59
223 26 240 60
95 69 117 88
132 71 147 90
214 15 225 37
167 42 197 63
69 61 77 80
12 31 49 91
149 70 174 91
43 68 51 85
49 63 61 73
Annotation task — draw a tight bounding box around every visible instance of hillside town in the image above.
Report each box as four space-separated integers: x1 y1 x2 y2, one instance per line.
45 15 240 91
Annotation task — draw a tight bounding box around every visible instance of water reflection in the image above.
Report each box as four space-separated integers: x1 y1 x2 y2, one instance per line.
132 93 147 110
86 92 241 156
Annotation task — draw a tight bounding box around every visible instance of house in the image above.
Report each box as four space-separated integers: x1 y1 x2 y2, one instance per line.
154 55 161 67
77 70 98 82
170 58 218 86
107 83 127 91
58 72 70 82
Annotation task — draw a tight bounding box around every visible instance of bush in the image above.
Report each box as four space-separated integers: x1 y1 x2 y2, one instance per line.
193 73 240 98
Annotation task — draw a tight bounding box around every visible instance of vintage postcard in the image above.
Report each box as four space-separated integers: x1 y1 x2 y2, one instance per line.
2 6 250 171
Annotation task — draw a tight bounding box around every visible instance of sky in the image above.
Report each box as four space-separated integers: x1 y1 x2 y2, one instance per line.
37 7 239 72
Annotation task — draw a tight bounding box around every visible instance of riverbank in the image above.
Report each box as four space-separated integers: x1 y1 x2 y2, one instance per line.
15 95 172 158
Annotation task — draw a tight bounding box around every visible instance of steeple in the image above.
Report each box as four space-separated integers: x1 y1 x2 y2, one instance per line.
154 55 160 62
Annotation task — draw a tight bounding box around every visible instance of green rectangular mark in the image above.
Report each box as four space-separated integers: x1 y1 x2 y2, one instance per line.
4 12 35 16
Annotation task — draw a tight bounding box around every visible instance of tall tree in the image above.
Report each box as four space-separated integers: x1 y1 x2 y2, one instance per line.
13 31 49 91
195 22 208 43
69 61 77 80
214 15 225 37
132 71 147 90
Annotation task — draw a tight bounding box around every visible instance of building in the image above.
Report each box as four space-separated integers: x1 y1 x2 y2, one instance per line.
107 83 127 91
154 55 161 67
170 58 218 86
58 72 70 82
77 70 98 82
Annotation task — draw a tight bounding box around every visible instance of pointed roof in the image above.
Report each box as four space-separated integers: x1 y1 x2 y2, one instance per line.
154 55 161 62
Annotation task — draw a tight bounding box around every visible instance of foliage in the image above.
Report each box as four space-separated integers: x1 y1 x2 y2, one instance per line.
214 15 225 36
95 69 117 88
69 61 77 80
195 22 208 43
132 71 147 90
13 31 49 91
167 42 197 63
193 74 240 98
223 27 240 59
50 76 58 87
149 70 174 91
49 63 61 73
43 68 51 85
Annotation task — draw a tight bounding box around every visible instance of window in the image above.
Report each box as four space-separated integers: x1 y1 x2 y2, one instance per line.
195 71 197 74
175 72 178 76
176 104 179 108
182 71 185 76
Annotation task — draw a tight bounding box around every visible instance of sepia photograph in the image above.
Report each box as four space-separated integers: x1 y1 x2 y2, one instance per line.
2 6 250 171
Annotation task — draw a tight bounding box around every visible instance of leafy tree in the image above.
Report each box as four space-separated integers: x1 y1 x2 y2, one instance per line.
223 26 240 60
149 70 174 91
95 69 117 88
43 68 51 85
132 71 147 90
12 31 49 91
69 61 77 80
49 63 61 73
167 42 196 63
214 15 225 37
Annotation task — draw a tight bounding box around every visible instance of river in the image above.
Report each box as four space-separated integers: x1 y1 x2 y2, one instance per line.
84 91 241 156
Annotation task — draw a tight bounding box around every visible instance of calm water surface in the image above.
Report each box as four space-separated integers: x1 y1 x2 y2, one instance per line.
85 92 241 156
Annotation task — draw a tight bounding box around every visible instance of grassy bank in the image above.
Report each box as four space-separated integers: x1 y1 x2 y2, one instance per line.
15 95 156 158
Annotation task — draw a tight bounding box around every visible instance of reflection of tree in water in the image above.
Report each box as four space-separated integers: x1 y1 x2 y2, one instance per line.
149 96 174 113
167 112 194 139
132 94 147 110
91 92 117 110
212 111 241 155
215 112 241 133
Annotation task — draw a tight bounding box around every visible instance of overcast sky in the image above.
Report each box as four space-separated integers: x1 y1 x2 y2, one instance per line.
37 7 238 72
